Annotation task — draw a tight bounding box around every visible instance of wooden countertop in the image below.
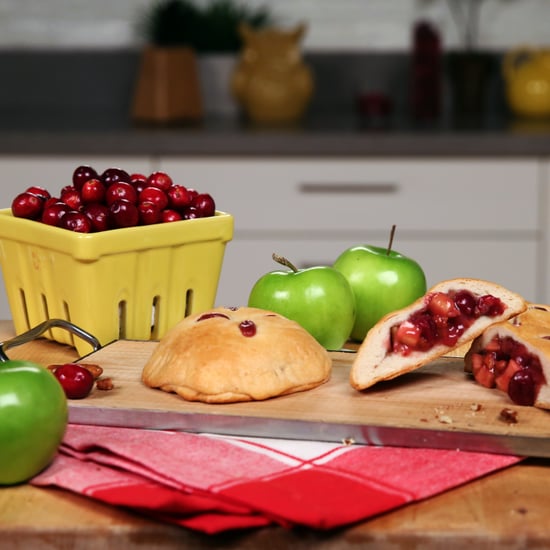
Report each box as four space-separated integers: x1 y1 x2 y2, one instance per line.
1 320 550 549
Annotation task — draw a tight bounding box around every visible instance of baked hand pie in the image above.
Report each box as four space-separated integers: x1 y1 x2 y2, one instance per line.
350 278 527 391
142 306 332 403
465 303 550 408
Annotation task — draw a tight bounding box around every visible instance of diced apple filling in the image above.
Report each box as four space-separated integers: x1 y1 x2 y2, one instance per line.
390 290 505 356
469 336 546 406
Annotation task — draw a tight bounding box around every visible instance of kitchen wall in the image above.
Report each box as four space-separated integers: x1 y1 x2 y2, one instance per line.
0 0 547 51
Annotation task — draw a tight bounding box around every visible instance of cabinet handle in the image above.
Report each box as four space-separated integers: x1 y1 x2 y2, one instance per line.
298 182 398 194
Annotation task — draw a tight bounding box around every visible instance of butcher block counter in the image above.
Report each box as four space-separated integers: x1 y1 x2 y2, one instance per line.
2 320 550 549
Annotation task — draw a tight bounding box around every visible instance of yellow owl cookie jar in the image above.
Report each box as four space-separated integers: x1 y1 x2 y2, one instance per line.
503 47 550 119
231 23 314 124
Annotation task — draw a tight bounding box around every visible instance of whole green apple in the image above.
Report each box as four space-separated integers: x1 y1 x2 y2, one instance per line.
248 254 356 350
0 360 68 485
333 230 426 342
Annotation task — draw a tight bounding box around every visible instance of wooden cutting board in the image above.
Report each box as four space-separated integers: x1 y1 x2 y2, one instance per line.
69 340 550 457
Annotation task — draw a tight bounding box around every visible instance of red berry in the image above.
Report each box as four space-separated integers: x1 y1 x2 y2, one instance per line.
130 173 148 194
41 202 70 227
62 211 93 233
138 201 162 225
11 192 44 219
191 193 215 217
161 209 182 223
53 363 94 399
105 182 137 206
139 186 169 210
83 203 112 232
167 184 192 211
72 165 98 191
110 199 139 228
81 178 106 204
60 187 82 211
101 167 131 187
25 186 51 201
147 171 173 191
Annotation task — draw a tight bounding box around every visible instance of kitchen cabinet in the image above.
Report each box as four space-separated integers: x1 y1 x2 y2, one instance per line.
0 155 544 323
158 157 543 308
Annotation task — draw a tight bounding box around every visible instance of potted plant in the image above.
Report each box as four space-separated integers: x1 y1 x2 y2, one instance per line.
134 0 274 120
131 0 204 124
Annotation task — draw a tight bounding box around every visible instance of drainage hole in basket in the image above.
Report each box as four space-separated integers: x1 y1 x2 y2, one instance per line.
18 288 31 330
185 288 193 317
150 296 160 338
118 300 127 340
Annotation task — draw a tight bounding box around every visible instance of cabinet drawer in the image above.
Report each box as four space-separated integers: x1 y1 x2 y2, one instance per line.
215 239 539 309
159 158 540 233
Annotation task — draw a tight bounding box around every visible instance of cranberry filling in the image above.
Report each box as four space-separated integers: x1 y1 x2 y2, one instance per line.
197 312 230 321
239 320 257 337
469 336 546 406
390 290 505 356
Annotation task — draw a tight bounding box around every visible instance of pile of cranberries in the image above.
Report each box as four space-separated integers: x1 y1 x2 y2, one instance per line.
10 165 216 233
468 337 546 406
390 290 505 355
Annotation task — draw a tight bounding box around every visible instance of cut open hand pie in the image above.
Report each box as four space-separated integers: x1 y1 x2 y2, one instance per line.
350 278 527 391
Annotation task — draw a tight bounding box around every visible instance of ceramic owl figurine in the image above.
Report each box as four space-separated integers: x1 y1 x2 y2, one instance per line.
231 23 314 124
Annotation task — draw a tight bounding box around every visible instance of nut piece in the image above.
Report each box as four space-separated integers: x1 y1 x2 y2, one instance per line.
96 377 114 391
79 363 104 379
499 408 518 424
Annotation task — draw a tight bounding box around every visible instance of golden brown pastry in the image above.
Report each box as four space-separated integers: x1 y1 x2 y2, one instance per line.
465 303 550 408
350 278 527 391
142 306 332 403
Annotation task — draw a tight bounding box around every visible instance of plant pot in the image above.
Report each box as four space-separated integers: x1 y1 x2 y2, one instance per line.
131 46 203 124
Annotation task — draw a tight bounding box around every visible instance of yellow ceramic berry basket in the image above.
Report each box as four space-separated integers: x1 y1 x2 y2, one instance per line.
0 209 233 356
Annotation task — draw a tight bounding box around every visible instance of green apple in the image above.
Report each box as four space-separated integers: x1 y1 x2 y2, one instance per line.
0 360 68 485
248 254 356 350
333 227 427 341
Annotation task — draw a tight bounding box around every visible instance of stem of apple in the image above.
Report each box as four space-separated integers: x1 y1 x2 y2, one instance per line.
272 253 298 272
386 225 396 256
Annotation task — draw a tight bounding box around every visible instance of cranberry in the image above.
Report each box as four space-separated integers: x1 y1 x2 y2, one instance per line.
11 192 44 219
60 187 82 211
101 167 131 187
72 165 98 191
454 290 476 317
191 193 216 217
105 182 138 206
477 295 505 316
167 184 192 211
83 203 112 232
197 312 230 321
508 370 536 406
81 178 106 204
62 211 93 233
139 186 169 210
239 320 257 337
53 363 94 399
130 173 148 194
25 186 51 201
110 199 139 228
147 171 173 191
138 201 162 225
161 209 182 223
182 206 200 219
41 202 70 227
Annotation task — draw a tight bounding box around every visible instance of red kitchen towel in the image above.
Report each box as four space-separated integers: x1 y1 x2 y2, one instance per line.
31 424 521 534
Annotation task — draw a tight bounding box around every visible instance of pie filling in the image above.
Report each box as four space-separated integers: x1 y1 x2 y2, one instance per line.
390 290 505 356
469 336 546 406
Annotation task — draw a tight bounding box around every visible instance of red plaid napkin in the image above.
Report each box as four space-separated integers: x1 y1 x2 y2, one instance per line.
31 424 521 534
